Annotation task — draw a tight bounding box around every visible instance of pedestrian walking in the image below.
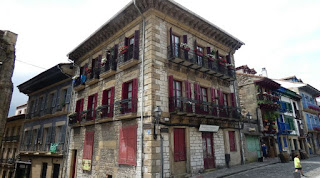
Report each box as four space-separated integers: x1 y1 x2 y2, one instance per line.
294 154 305 177
262 143 268 158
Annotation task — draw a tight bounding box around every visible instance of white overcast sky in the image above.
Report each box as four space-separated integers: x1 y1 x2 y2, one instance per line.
2 0 320 116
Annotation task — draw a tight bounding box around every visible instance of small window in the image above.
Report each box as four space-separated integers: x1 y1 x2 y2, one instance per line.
171 34 180 57
223 93 228 106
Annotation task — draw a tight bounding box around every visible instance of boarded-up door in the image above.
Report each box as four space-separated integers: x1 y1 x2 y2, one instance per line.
202 132 215 169
246 135 261 162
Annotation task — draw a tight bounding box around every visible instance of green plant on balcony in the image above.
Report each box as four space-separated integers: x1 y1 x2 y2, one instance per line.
120 45 128 54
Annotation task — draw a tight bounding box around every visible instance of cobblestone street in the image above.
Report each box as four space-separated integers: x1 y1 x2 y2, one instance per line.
195 156 320 178
225 156 320 178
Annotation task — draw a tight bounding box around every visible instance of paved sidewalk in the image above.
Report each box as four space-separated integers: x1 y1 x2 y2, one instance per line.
192 157 280 178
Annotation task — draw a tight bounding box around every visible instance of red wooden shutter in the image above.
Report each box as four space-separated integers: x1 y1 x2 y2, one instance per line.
118 127 126 164
174 128 186 161
113 44 118 60
207 47 211 54
174 128 180 161
118 125 137 165
102 90 107 105
92 93 98 120
109 87 115 117
132 78 138 112
133 30 140 59
194 83 200 114
230 93 236 107
229 131 236 151
168 75 174 112
80 98 84 113
126 125 137 165
179 129 186 161
217 90 223 105
83 131 94 160
215 50 219 60
75 100 81 113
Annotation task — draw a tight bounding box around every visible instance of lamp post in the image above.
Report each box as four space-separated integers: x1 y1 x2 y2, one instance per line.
153 106 162 140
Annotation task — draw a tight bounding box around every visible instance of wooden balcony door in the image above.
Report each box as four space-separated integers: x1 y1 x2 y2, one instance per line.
202 132 215 169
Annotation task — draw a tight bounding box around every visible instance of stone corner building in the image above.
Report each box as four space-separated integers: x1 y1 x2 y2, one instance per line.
66 0 244 177
0 30 18 143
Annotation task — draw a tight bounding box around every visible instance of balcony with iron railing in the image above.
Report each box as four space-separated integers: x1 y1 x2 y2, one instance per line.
20 142 64 155
256 92 280 110
100 59 117 79
167 44 236 81
302 101 320 114
168 96 241 119
118 45 139 71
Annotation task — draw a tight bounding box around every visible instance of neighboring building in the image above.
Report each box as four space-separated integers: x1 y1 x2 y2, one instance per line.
276 77 320 155
237 67 281 162
0 30 18 143
17 63 73 178
276 87 305 157
15 104 27 116
66 0 243 177
0 105 26 178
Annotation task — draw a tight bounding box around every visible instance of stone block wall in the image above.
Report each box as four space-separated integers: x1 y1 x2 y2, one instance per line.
214 129 225 168
189 128 204 174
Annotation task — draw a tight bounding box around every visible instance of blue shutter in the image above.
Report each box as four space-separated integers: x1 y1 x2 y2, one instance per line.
65 87 72 104
60 125 66 143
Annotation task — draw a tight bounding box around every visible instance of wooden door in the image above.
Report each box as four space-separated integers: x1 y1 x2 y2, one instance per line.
202 132 215 169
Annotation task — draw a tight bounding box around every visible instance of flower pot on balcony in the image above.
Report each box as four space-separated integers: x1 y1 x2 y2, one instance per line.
120 46 128 54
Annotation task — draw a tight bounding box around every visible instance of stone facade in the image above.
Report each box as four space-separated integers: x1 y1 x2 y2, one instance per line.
67 1 243 177
0 30 17 143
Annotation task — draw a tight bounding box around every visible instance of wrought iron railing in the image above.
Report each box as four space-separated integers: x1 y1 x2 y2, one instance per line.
167 44 235 79
100 59 117 73
114 98 138 115
169 96 241 119
118 46 136 64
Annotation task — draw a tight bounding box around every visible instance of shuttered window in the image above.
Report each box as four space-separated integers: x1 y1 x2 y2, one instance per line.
87 94 98 120
174 128 186 161
229 131 236 152
118 125 137 166
102 87 115 117
185 80 192 112
83 131 94 160
121 79 138 113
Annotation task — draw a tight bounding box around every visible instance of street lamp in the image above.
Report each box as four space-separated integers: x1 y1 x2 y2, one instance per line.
153 106 162 140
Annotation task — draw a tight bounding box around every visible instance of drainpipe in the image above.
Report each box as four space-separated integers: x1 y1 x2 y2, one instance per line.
133 1 146 177
233 80 244 165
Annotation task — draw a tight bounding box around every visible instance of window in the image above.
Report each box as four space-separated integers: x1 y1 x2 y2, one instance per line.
87 94 97 120
171 34 180 57
47 93 54 111
200 87 208 112
174 128 186 161
60 88 68 106
128 36 134 59
55 126 61 143
121 79 138 113
75 98 84 121
173 80 182 109
41 163 48 178
196 46 204 66
229 131 236 152
119 125 137 165
102 87 115 118
223 93 228 106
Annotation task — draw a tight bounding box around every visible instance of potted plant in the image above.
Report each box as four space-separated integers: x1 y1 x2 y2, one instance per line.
218 57 227 65
120 45 128 54
205 53 215 61
85 67 92 74
101 57 107 66
180 43 190 51
193 48 203 56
